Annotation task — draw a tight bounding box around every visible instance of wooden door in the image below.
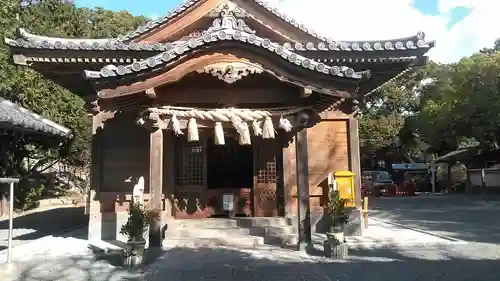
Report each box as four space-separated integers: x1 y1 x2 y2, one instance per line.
253 138 279 217
173 137 208 219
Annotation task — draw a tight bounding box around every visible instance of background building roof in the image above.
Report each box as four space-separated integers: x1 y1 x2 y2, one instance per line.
0 97 72 138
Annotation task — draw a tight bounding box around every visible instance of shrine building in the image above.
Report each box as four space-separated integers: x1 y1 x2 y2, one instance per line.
5 0 434 241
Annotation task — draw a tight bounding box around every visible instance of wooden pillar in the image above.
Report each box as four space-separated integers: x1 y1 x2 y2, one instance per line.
149 128 163 247
88 113 103 240
347 117 363 235
348 118 362 207
163 133 175 218
295 126 312 250
89 114 103 210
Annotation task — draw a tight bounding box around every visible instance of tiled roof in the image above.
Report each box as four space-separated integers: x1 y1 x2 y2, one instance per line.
0 98 72 138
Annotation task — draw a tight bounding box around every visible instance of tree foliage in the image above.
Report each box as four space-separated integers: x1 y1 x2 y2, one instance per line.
360 37 500 169
0 0 146 207
418 52 500 152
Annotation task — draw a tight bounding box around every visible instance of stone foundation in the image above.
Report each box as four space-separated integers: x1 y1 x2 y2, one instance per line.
88 212 129 242
287 209 363 237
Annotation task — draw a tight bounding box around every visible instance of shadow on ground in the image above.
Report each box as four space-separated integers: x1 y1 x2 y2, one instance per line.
5 194 500 280
0 207 87 250
369 194 500 244
6 243 500 281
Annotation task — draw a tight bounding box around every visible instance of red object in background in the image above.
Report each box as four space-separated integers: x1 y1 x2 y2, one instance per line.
362 178 417 198
385 184 398 196
395 181 417 196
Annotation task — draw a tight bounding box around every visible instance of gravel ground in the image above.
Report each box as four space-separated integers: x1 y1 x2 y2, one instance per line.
2 194 500 281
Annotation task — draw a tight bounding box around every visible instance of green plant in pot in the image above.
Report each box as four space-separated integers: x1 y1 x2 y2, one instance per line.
326 188 349 236
120 201 149 268
324 186 350 259
120 202 149 241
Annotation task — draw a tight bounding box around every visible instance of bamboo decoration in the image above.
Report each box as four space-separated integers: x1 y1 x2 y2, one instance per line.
187 118 199 142
252 120 263 136
171 114 183 136
214 122 225 145
279 116 293 132
237 122 251 145
262 117 275 139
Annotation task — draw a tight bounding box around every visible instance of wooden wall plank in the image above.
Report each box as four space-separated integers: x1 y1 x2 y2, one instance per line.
100 113 150 194
283 119 349 215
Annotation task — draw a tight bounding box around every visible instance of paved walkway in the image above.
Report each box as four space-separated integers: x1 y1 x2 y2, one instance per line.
312 217 465 250
0 206 86 250
2 194 500 281
143 246 330 281
369 194 500 244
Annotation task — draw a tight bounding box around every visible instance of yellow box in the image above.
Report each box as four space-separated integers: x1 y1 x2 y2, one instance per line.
334 170 356 207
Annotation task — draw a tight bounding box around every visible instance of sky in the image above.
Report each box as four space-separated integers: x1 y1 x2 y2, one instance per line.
74 0 499 63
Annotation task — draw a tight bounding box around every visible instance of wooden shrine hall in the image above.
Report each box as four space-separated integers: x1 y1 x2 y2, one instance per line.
5 0 434 242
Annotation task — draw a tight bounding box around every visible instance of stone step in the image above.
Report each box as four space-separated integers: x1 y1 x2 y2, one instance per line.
264 225 295 235
173 217 293 229
235 217 293 228
167 217 296 249
174 218 239 228
163 236 265 248
172 227 266 238
264 233 299 247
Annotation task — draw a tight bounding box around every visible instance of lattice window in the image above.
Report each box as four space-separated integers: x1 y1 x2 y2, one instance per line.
175 141 205 186
255 144 277 184
257 187 277 209
173 191 203 213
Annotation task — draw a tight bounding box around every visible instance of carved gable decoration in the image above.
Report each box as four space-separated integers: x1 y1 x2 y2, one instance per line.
196 61 263 84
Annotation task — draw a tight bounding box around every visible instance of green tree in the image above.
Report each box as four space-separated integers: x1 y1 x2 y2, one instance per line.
360 38 500 167
416 51 500 154
0 0 147 208
480 38 500 55
359 67 429 168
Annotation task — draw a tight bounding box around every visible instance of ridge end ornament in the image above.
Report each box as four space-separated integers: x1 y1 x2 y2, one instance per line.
207 3 255 34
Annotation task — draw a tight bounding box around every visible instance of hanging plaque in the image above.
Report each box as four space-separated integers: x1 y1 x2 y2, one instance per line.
222 194 234 211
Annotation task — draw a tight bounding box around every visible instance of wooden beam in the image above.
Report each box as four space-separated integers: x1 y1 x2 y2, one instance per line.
156 87 301 105
149 128 163 247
